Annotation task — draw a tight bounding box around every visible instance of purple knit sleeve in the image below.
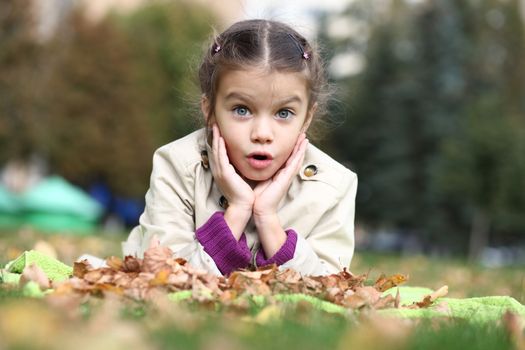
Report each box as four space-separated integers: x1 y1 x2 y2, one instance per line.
256 229 298 267
195 211 251 275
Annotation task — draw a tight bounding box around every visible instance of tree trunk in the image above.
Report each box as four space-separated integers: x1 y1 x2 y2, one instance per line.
468 209 490 263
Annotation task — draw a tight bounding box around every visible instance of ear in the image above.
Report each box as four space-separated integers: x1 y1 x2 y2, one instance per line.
201 95 214 125
301 102 317 132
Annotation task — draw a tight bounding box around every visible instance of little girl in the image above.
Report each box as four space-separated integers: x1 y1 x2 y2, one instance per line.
122 19 358 276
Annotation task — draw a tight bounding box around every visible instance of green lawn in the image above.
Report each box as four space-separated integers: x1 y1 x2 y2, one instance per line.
1 229 524 349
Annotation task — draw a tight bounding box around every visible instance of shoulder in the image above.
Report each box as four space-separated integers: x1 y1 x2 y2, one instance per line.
299 143 357 196
153 128 206 171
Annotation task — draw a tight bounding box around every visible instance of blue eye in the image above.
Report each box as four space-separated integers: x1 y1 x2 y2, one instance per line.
276 109 293 119
233 106 250 117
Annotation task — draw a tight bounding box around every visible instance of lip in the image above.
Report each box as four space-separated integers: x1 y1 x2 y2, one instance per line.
246 152 273 169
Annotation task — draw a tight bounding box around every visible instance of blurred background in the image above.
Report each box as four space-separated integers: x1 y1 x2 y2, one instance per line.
1 0 524 267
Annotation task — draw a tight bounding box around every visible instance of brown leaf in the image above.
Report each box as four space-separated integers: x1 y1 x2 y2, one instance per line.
73 260 91 278
149 269 170 287
410 285 449 309
113 272 133 288
83 270 104 284
374 273 408 292
429 285 448 300
20 263 51 290
122 256 142 273
105 256 123 270
372 294 396 310
502 311 525 350
275 268 301 284
168 272 190 288
344 286 382 309
143 245 174 273
303 277 323 292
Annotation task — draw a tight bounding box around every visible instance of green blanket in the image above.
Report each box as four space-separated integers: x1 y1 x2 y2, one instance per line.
2 250 72 282
379 287 525 323
2 251 524 324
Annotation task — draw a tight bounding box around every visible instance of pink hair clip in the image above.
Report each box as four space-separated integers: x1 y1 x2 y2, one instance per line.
213 43 221 54
302 51 310 60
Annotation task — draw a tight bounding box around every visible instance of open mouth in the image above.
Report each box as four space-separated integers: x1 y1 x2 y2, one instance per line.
247 152 273 169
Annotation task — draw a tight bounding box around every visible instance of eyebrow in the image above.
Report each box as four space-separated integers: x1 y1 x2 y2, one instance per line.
224 92 303 105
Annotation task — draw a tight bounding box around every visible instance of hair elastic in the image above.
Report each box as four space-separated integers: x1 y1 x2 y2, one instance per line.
212 43 221 55
287 33 310 60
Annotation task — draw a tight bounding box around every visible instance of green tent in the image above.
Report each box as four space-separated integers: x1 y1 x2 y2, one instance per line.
0 176 103 233
0 185 22 228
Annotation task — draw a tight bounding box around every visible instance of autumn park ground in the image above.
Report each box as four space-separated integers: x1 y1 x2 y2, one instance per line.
1 229 524 350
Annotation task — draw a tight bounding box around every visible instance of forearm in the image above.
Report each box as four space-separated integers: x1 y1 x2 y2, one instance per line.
253 213 288 258
223 204 252 240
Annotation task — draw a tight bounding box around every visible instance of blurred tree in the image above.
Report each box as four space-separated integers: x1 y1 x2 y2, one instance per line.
433 0 525 259
40 1 216 197
322 0 525 255
1 0 216 199
42 8 154 197
117 1 216 146
0 0 43 161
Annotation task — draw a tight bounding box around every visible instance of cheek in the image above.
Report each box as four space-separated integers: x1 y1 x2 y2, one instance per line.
277 138 299 162
220 132 243 162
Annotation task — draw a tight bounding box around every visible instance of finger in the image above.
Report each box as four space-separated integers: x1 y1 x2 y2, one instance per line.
290 133 305 159
212 124 219 153
286 135 307 168
286 133 306 167
211 124 221 177
291 133 304 156
285 138 308 179
218 136 232 172
295 138 308 169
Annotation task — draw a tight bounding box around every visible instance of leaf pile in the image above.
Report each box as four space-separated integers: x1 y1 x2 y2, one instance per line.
46 243 438 311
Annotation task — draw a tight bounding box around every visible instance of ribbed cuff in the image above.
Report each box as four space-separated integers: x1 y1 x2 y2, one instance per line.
256 229 298 267
196 211 251 275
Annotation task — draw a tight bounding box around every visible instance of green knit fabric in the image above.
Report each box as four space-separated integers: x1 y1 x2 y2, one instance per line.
4 250 72 282
2 251 523 324
168 286 525 323
379 287 525 323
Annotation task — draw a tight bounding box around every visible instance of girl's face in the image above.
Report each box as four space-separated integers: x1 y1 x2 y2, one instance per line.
205 68 314 182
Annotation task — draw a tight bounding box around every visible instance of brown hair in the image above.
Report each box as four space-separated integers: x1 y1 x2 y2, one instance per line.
198 19 330 138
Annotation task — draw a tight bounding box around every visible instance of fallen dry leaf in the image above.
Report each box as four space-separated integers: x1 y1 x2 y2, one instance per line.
374 274 409 292
502 311 525 350
20 263 51 290
52 244 415 313
409 285 449 309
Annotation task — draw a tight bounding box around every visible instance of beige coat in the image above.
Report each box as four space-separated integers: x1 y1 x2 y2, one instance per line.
123 128 357 276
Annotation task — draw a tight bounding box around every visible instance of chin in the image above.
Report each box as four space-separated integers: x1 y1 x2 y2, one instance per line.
242 169 274 182
244 173 271 182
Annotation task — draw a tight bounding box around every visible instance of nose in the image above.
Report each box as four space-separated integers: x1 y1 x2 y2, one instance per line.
250 116 274 144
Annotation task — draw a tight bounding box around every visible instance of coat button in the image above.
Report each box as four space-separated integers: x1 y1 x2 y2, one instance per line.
219 195 229 209
201 150 209 169
303 164 318 177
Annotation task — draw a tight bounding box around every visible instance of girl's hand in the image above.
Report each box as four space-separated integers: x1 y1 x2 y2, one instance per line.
210 124 254 238
253 133 308 219
252 133 308 257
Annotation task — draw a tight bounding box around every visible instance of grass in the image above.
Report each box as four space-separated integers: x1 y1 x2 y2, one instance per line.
0 229 524 349
352 252 525 304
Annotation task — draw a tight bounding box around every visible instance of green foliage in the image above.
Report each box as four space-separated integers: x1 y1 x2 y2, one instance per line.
41 9 154 196
0 1 216 197
323 0 525 252
0 0 44 161
117 2 215 146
